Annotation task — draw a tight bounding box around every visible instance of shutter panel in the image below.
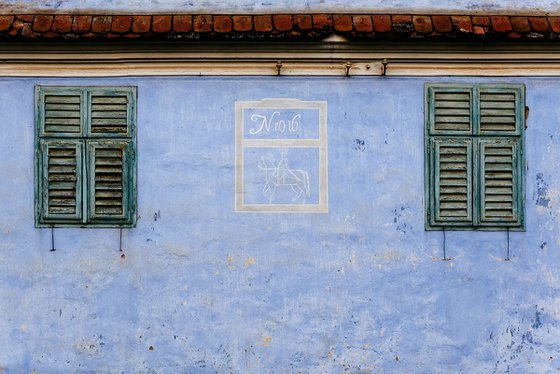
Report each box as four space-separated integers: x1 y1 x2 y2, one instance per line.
429 86 473 135
36 86 137 227
478 138 522 227
479 87 522 135
39 139 83 223
88 140 134 225
89 89 133 136
39 88 85 137
431 138 473 226
425 84 524 231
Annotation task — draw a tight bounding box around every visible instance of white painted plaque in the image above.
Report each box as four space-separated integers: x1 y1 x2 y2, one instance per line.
235 99 328 213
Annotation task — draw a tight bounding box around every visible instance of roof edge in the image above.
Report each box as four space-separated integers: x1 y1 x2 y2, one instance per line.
1 14 559 42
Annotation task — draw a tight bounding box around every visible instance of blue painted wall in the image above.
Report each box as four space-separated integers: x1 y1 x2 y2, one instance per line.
2 0 559 14
0 76 559 372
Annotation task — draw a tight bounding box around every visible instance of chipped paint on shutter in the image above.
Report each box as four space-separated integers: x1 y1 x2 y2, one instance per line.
428 86 473 135
87 140 134 225
478 86 523 136
480 91 517 133
39 139 83 224
90 94 129 134
38 87 85 138
426 83 524 231
36 85 137 228
45 95 82 133
478 138 522 227
88 88 134 137
86 87 136 226
432 138 473 226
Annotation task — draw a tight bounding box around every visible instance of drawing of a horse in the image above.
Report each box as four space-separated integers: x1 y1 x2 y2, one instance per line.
258 156 310 203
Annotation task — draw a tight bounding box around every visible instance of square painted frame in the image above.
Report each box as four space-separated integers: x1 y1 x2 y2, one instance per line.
235 98 328 213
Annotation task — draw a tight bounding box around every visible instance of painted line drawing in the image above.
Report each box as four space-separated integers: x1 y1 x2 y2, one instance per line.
235 98 327 213
258 149 310 203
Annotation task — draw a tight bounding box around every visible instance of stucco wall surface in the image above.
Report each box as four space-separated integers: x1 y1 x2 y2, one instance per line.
1 0 560 14
0 76 559 373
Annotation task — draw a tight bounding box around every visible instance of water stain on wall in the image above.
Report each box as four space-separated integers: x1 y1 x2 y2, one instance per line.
536 173 550 208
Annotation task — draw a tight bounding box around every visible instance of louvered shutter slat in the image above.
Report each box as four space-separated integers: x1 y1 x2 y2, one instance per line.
432 138 473 225
88 140 133 224
431 88 473 134
41 90 84 136
39 139 83 223
90 92 131 135
479 90 519 134
478 139 521 226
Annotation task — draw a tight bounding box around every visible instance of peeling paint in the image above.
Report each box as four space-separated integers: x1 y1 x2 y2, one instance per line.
244 257 256 267
262 337 272 347
536 173 550 208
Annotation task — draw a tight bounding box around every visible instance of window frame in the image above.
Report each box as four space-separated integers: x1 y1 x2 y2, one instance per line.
424 83 525 231
35 85 137 228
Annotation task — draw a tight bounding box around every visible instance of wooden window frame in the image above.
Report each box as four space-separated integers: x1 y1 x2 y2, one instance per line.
35 85 137 228
425 83 525 231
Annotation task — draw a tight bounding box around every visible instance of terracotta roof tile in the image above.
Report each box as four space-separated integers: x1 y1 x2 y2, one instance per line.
432 16 452 33
132 16 151 33
173 15 192 33
353 15 373 33
333 15 352 32
0 13 559 41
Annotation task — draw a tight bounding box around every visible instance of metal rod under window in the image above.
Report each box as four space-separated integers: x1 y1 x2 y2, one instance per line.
506 228 510 261
442 228 447 260
119 228 123 252
50 226 56 252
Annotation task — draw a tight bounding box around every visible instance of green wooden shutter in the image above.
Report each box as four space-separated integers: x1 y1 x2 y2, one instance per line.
88 88 134 137
430 138 473 226
86 87 136 226
479 87 522 135
38 139 83 224
477 138 522 227
426 83 524 231
38 87 85 137
36 85 137 228
87 140 134 225
428 86 473 135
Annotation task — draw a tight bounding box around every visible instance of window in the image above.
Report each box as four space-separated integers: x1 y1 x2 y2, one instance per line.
35 86 137 227
425 84 525 230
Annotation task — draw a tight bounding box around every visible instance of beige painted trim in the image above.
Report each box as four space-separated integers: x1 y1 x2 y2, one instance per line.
386 62 560 76
0 61 383 77
6 48 560 61
2 45 560 76
5 60 560 77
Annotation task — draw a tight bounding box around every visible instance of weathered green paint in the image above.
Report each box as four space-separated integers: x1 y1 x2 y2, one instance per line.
425 83 525 231
35 86 137 228
477 138 523 228
87 139 134 224
37 87 85 138
39 139 84 223
431 137 473 226
428 85 474 135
